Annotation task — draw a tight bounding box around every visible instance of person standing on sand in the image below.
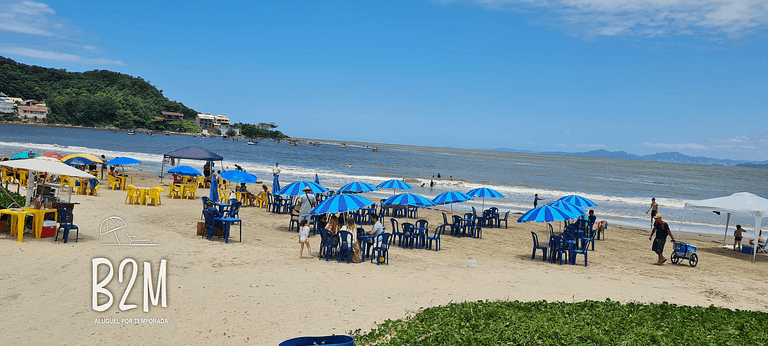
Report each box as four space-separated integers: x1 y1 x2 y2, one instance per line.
298 219 312 259
649 214 675 265
733 225 745 251
645 197 658 226
533 194 544 208
272 162 281 177
100 155 107 179
297 186 316 223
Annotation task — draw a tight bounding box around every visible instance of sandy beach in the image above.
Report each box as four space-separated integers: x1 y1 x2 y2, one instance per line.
1 170 767 345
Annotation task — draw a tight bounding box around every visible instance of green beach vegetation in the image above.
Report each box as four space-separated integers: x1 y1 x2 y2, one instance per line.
0 56 288 139
351 300 767 345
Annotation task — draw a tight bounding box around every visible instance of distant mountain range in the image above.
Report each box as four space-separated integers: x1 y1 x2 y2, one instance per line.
491 148 768 168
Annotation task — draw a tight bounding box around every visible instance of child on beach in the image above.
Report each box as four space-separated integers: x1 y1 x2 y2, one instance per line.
733 225 745 251
298 220 312 259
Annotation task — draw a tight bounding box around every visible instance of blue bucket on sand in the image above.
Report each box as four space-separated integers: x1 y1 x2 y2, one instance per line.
279 335 354 346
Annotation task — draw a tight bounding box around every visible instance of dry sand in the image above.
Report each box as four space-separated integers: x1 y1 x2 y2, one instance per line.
1 170 767 345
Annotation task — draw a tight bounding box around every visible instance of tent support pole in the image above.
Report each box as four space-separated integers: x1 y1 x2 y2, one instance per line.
160 155 166 184
677 205 688 239
752 216 762 263
722 213 731 245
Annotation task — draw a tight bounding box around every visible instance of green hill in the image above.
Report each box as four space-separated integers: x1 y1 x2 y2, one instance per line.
0 56 199 131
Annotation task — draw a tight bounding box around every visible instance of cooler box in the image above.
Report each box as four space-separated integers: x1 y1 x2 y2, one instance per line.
742 246 754 254
41 220 57 238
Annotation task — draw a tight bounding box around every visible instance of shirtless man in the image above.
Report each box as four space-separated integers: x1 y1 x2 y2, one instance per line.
645 198 658 227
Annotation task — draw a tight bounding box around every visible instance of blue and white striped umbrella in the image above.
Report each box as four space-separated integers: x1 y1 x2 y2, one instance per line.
277 180 329 196
377 179 413 194
546 200 587 218
517 205 574 223
432 191 473 214
104 157 141 165
338 181 378 193
467 187 504 210
558 195 597 208
310 194 374 215
382 193 435 207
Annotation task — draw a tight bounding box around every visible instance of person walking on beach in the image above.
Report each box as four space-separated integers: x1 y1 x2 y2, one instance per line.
733 225 745 251
649 214 675 265
298 219 312 259
645 197 658 226
533 194 544 208
100 155 107 179
297 186 317 223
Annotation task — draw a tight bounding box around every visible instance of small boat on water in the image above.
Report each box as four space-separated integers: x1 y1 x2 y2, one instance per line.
127 130 135 135
340 143 346 148
147 131 154 136
248 140 258 145
164 131 171 136
372 147 378 152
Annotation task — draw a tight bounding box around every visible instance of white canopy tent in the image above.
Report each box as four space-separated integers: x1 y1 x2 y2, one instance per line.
1 158 94 206
682 192 768 262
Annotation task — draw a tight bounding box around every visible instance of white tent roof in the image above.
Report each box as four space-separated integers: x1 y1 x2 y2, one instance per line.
1 158 94 178
685 192 767 262
685 192 768 218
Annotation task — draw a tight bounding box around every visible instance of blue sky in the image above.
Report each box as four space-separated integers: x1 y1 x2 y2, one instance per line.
1 0 766 160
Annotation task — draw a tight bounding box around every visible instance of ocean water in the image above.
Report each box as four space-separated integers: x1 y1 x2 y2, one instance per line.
1 124 766 238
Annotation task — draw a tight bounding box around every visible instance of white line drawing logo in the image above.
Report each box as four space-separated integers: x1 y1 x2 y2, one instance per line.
99 217 160 246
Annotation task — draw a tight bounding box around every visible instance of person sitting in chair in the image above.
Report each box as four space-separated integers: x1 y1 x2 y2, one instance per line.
237 183 256 207
748 230 764 247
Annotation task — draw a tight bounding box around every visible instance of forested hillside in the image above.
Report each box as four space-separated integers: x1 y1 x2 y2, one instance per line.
0 56 198 131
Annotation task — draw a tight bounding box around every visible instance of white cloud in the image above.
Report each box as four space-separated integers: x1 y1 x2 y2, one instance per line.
563 130 571 135
575 143 608 149
438 0 768 38
0 47 125 65
0 1 68 37
642 142 709 150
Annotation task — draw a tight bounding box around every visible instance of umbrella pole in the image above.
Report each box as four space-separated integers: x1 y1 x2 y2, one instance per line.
722 213 731 245
160 156 166 184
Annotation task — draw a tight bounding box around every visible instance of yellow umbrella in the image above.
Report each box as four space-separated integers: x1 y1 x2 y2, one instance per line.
60 153 102 163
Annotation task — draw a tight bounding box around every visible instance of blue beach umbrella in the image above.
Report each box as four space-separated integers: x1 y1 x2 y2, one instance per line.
63 156 95 166
277 181 329 196
432 191 474 215
517 205 574 223
10 152 38 160
382 193 435 207
337 181 378 194
377 179 413 195
558 195 597 208
310 194 374 215
210 173 219 203
467 187 504 211
314 173 320 184
546 200 587 219
272 174 280 196
167 165 202 176
220 170 258 184
104 157 141 165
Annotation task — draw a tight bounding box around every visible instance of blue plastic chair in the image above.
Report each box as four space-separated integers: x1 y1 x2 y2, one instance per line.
203 209 223 240
498 211 510 229
337 231 353 263
200 196 209 220
370 233 392 265
581 227 596 251
549 235 569 265
55 209 79 243
389 218 402 246
415 219 429 248
440 212 454 235
318 228 336 261
531 231 547 261
571 246 588 266
400 222 416 249
452 215 464 237
426 225 443 251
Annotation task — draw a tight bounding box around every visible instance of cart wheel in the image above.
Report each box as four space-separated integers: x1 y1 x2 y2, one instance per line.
689 253 698 267
671 254 680 264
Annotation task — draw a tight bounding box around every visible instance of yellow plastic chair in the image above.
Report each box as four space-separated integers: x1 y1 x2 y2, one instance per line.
125 185 140 205
255 191 268 208
166 185 180 199
107 175 120 190
87 179 100 196
218 188 229 203
184 184 197 199
146 187 163 206
1 167 14 184
18 170 28 187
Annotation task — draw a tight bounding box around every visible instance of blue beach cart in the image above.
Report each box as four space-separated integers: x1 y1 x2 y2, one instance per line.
670 242 698 267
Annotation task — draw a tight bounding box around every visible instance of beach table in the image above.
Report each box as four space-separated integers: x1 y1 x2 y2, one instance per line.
135 187 152 205
357 234 376 262
411 225 429 249
215 202 231 214
0 207 58 243
116 176 133 190
213 216 241 243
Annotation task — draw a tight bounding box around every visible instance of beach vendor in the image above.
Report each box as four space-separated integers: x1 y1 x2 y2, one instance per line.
273 162 281 176
297 186 316 223
645 197 658 227
649 214 675 265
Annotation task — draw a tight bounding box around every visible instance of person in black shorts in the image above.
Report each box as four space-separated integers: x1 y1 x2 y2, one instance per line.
645 197 658 226
649 214 675 265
